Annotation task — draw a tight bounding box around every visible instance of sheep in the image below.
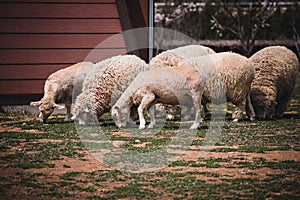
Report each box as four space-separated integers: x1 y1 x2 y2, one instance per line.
249 46 299 119
179 52 256 122
30 61 94 123
149 44 216 119
111 65 206 130
149 44 216 68
71 55 147 125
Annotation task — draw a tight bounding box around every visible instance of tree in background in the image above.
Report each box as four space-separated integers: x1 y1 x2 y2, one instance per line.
210 0 278 56
288 0 300 58
155 0 299 57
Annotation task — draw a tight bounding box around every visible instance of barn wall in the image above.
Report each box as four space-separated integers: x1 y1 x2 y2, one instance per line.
0 0 149 105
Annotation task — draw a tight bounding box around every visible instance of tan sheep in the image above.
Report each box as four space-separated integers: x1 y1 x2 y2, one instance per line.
149 44 216 68
111 65 206 130
179 52 256 121
30 62 94 123
149 44 216 119
249 46 299 119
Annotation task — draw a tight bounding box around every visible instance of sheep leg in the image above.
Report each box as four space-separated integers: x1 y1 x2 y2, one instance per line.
245 94 255 121
64 103 72 122
190 95 203 130
232 102 245 122
183 106 192 121
275 94 291 118
147 105 156 128
202 102 209 116
138 93 155 129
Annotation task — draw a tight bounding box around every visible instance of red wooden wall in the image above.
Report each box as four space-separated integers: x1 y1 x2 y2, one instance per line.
0 0 149 105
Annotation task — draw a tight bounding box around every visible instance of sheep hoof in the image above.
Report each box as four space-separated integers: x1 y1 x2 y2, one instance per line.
190 123 199 130
148 123 155 129
139 125 146 129
79 120 86 126
166 114 174 120
64 118 72 122
183 115 191 121
233 119 239 122
249 116 255 121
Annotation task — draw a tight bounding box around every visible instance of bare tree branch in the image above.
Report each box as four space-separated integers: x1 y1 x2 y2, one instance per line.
211 0 278 56
288 0 300 58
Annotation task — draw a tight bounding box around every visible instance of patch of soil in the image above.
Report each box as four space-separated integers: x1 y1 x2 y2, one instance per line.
0 126 44 134
1 112 300 199
111 140 127 147
206 150 300 162
26 152 110 176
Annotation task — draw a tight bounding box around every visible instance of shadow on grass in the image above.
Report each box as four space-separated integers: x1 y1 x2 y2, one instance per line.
281 113 300 119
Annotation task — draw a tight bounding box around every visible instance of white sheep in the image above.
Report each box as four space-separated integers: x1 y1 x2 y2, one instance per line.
111 65 206 130
30 61 94 123
149 44 216 119
149 44 216 68
249 46 299 119
71 55 147 125
179 52 256 121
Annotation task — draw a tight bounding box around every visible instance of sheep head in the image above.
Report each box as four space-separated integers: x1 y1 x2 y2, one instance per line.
111 105 128 128
250 88 277 120
30 99 65 123
71 107 97 125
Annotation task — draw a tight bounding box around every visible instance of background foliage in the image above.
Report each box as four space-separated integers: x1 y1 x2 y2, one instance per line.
155 0 300 56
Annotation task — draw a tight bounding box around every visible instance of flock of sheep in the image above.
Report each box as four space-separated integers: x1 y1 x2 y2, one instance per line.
30 45 299 129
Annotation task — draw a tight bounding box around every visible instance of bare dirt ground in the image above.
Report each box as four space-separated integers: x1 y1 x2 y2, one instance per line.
0 109 299 200
1 74 300 199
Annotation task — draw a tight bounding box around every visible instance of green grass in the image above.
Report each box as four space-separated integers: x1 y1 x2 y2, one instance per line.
0 74 299 199
105 184 159 199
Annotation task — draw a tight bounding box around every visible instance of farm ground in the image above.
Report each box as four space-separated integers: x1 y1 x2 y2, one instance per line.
1 76 300 199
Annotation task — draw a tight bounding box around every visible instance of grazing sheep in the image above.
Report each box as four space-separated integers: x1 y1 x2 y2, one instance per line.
179 52 256 121
30 62 94 123
149 44 216 119
111 65 206 130
71 55 147 125
249 46 299 119
149 44 216 68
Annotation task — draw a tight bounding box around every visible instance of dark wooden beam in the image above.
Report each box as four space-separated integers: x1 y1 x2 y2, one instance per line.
116 0 149 61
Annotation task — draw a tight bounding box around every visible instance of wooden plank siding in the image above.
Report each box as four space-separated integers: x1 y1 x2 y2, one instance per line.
1 19 122 33
0 0 117 3
0 34 125 49
0 3 119 18
0 0 149 105
116 0 149 61
0 49 127 65
0 0 126 105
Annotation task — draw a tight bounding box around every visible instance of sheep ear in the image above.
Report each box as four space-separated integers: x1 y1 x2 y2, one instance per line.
54 104 65 110
30 101 41 106
112 106 119 117
71 115 77 121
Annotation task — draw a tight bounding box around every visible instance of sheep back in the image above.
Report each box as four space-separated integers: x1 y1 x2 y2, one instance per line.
72 57 116 118
72 57 115 111
149 45 215 68
45 61 94 103
116 66 206 108
216 52 255 106
249 46 299 119
181 52 255 106
79 57 116 93
171 44 216 57
93 55 147 118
